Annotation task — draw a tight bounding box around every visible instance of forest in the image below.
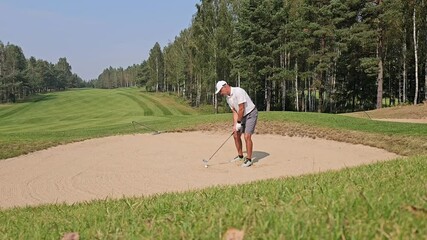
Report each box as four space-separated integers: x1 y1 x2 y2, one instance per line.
94 0 427 112
2 0 426 113
0 42 86 103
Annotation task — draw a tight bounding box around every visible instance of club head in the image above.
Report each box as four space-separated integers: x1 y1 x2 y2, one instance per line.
202 159 208 163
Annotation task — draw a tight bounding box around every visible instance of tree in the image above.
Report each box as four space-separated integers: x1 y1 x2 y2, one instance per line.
24 56 37 95
304 0 340 112
0 41 83 103
412 1 419 104
346 1 380 111
233 0 281 111
191 0 234 108
3 44 27 102
55 57 72 90
0 42 5 102
424 0 427 102
276 0 309 111
34 59 55 92
147 42 164 92
380 0 405 106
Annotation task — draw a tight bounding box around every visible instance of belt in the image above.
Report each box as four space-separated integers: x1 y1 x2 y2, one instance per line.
244 108 257 117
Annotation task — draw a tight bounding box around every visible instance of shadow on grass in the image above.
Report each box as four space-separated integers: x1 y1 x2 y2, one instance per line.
17 94 57 103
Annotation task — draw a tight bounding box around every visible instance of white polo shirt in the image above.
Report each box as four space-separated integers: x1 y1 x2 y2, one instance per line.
226 87 256 116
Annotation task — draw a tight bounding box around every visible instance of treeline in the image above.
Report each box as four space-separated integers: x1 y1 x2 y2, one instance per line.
88 65 142 89
95 0 427 113
0 41 86 103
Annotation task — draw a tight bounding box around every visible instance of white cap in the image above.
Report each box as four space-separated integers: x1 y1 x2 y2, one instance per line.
215 80 227 94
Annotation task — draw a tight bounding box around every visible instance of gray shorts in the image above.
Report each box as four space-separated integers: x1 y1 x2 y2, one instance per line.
242 108 258 134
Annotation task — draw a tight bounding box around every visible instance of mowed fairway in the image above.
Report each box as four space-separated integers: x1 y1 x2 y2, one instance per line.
0 88 199 159
0 88 196 133
0 88 426 239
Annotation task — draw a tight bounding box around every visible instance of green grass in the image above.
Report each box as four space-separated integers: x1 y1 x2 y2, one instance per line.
0 88 426 239
0 88 198 134
0 156 425 239
262 111 427 136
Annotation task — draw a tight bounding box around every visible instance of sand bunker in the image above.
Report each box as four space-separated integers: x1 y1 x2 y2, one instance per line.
373 118 427 124
0 132 398 209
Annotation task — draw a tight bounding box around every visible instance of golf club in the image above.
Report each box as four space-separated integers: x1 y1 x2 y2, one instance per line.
132 121 161 135
202 132 234 168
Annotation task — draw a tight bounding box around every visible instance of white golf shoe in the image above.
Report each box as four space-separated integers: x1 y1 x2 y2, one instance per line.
230 155 244 163
241 158 253 167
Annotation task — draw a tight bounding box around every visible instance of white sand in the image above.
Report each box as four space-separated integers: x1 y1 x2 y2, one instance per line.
0 132 398 209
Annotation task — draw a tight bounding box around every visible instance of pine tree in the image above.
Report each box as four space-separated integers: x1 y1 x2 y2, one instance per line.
55 57 72 90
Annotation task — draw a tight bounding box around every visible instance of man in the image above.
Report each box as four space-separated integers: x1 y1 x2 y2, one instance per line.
215 80 258 167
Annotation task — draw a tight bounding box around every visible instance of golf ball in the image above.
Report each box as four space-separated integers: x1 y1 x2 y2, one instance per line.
205 165 208 168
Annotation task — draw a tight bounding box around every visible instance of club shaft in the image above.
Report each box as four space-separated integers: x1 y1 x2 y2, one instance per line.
132 121 159 133
207 132 233 161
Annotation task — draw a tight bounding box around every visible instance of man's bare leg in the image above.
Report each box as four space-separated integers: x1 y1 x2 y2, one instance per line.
244 133 253 159
233 131 243 156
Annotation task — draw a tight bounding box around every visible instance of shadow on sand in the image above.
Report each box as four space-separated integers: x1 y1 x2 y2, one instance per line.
206 151 270 167
252 151 270 163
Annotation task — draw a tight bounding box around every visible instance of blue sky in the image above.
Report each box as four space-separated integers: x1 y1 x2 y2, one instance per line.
0 1 199 80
